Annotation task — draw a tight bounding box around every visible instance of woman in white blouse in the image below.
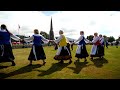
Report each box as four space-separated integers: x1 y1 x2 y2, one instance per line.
24 29 49 66
90 32 101 60
74 31 89 62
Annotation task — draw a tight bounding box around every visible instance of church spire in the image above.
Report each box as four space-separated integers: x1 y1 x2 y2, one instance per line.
50 17 53 31
49 17 54 40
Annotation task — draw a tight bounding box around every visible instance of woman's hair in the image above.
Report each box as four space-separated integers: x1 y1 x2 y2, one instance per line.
99 34 102 37
94 32 98 36
59 30 64 34
1 24 12 35
34 29 39 34
1 24 7 29
80 31 84 34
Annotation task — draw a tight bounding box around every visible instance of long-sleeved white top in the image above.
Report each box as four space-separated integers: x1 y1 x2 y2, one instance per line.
99 37 104 44
74 35 89 44
11 34 21 41
92 36 99 44
24 34 49 44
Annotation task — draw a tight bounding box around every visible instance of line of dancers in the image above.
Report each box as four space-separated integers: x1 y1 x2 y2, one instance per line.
0 24 105 66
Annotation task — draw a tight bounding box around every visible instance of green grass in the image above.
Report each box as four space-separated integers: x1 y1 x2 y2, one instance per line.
0 45 120 79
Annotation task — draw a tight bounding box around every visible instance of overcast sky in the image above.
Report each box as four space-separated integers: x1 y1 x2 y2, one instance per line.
0 11 120 39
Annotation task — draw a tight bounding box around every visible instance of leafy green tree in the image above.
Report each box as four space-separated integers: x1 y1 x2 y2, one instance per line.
40 31 49 39
87 35 94 41
108 36 115 42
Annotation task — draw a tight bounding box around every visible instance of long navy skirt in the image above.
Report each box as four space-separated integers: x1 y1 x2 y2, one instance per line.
28 45 46 61
98 45 104 56
0 44 15 62
90 45 104 57
75 45 89 58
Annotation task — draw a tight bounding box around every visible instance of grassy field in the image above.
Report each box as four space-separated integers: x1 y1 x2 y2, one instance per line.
0 45 120 79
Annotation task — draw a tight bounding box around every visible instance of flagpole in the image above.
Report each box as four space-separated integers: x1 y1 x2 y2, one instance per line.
18 24 20 36
18 24 20 44
18 28 19 36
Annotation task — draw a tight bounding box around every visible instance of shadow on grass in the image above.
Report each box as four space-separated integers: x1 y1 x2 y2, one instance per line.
37 62 70 76
67 61 89 74
0 64 42 79
90 57 108 68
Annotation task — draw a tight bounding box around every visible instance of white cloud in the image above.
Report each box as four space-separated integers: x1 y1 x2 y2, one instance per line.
0 11 120 39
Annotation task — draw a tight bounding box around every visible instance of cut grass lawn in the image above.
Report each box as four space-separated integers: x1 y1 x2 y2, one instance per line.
0 45 120 79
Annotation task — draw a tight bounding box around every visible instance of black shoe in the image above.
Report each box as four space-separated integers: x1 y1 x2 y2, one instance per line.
90 57 93 60
84 59 87 62
99 56 103 59
59 60 63 64
43 61 46 66
11 61 16 66
28 64 32 66
74 60 79 62
68 60 72 64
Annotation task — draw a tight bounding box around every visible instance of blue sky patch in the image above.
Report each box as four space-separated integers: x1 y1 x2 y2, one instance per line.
41 11 59 16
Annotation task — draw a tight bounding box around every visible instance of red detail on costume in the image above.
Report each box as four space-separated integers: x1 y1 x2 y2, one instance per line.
94 40 101 45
